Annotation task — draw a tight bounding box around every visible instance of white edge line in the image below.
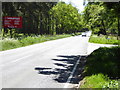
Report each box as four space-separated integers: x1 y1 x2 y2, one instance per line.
64 56 81 88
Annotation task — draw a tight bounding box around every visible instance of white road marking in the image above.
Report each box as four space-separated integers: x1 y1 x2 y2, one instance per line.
64 56 81 88
12 55 32 63
1 54 32 66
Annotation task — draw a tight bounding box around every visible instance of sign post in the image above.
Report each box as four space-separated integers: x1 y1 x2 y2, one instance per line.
3 16 22 38
3 16 22 28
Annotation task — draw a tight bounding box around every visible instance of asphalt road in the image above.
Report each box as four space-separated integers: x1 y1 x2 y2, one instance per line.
1 32 90 88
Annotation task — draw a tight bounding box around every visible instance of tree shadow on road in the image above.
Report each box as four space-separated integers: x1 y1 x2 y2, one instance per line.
34 55 87 84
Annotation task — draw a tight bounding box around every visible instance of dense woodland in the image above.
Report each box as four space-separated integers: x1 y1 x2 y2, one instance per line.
2 2 58 36
1 1 120 38
2 2 82 37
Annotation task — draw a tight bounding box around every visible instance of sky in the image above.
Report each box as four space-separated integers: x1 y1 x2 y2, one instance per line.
60 0 85 12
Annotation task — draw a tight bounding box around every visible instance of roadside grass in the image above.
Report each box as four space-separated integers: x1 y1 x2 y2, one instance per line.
80 46 120 88
80 74 119 88
89 35 119 45
0 34 72 51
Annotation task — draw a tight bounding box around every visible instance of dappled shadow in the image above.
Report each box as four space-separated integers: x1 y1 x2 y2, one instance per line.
35 67 51 71
34 55 87 84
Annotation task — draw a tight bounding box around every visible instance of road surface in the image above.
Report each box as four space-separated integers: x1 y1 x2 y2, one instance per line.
1 32 91 88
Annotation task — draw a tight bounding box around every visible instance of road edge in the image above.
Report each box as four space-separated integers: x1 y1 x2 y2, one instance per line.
64 56 81 88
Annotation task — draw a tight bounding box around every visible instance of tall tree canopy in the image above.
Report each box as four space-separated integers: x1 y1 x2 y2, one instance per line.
49 2 82 34
2 2 57 35
103 2 120 36
2 2 83 36
82 1 120 36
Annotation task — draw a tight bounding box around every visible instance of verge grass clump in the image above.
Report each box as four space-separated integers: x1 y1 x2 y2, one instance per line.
80 74 119 88
80 46 120 88
89 35 119 45
80 74 109 88
1 39 22 51
1 34 72 51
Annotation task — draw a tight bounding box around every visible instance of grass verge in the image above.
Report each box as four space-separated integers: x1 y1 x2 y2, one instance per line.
89 35 119 45
80 74 119 88
80 46 120 88
0 34 72 51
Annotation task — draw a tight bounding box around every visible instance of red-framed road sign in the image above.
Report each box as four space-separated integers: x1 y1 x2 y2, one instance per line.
3 16 22 28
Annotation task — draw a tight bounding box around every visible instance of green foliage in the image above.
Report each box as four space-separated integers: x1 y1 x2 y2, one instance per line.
82 2 119 35
80 74 118 88
2 2 82 37
80 46 120 88
89 35 119 45
104 2 120 36
1 39 22 51
1 34 71 51
2 2 57 35
49 2 82 34
103 80 118 88
85 46 120 78
80 74 109 88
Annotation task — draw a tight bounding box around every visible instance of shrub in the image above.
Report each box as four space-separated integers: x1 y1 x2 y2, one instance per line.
85 46 120 78
80 46 120 88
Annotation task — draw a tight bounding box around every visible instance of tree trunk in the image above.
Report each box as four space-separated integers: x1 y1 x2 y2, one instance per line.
101 19 107 35
9 28 13 38
40 14 43 35
118 16 120 36
117 16 120 42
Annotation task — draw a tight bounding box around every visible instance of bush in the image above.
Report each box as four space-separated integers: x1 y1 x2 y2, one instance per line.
80 46 120 88
85 46 120 78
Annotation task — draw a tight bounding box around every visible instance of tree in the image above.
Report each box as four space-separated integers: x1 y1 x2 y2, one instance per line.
49 2 82 34
2 2 57 36
82 1 118 35
103 2 120 37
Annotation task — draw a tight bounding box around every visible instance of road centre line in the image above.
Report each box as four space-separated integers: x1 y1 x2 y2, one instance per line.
12 54 32 63
64 56 81 88
1 54 32 66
